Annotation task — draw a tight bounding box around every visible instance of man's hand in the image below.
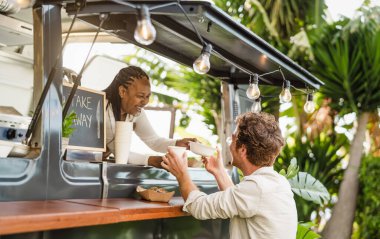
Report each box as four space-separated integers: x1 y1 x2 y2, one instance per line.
202 147 234 191
161 148 188 179
202 147 224 176
175 138 197 150
161 148 198 200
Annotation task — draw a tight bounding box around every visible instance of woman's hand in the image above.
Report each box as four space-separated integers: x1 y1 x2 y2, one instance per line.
161 148 188 179
202 147 224 176
175 138 197 150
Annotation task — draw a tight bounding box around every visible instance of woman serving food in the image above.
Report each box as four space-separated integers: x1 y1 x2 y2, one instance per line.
103 66 195 167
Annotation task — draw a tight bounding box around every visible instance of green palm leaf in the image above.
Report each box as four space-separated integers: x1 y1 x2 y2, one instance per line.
288 172 330 205
296 222 321 239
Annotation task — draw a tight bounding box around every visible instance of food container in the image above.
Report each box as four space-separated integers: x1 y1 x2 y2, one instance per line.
136 186 175 203
189 142 215 157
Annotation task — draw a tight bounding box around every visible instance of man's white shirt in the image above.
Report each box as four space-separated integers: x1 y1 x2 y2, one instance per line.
183 167 297 239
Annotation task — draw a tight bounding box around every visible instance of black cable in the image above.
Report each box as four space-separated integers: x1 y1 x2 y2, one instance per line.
24 7 80 145
176 0 205 46
149 2 177 11
62 13 109 119
109 0 136 8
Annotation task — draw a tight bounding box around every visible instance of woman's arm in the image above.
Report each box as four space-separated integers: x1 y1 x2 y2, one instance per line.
134 110 176 153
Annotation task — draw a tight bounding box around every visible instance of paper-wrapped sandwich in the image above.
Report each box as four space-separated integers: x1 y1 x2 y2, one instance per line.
136 186 175 203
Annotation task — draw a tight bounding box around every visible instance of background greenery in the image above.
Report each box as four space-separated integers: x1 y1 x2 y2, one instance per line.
356 156 380 239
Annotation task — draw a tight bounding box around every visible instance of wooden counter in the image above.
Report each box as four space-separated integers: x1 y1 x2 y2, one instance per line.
0 197 189 235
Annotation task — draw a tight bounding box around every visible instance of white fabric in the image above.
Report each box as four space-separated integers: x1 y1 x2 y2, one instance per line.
106 103 176 165
183 167 297 239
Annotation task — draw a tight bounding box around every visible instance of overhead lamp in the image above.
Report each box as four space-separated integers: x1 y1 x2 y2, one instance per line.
134 4 156 45
246 74 260 100
251 97 262 113
279 80 292 103
193 43 212 74
304 93 315 114
0 0 34 14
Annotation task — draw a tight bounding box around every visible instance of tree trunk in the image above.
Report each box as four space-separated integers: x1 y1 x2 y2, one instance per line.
322 112 369 239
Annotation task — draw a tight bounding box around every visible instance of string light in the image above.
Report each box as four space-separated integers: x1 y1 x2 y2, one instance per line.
251 97 262 113
134 5 157 45
114 0 213 73
240 68 318 114
193 43 212 74
111 0 319 114
279 80 292 103
304 93 315 114
246 74 260 100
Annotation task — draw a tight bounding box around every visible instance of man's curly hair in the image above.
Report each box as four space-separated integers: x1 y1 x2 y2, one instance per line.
235 112 285 167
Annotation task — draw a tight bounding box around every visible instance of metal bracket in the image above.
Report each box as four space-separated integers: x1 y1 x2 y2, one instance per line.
101 162 109 199
75 0 86 11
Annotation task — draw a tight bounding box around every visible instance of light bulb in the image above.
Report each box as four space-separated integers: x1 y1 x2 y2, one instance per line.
251 98 261 113
0 0 20 13
246 74 260 100
279 80 292 103
134 5 156 45
193 44 212 74
304 94 315 114
16 0 34 8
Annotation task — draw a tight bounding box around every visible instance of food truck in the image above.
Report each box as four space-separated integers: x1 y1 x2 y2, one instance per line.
0 0 323 238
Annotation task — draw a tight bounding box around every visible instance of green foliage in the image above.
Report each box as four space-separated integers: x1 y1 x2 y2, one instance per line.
279 158 299 179
296 222 321 239
212 0 328 118
277 133 345 192
260 85 281 116
311 7 380 115
279 159 326 238
214 0 327 55
275 133 345 220
281 158 330 205
62 111 77 138
179 113 191 128
288 172 330 205
356 155 380 239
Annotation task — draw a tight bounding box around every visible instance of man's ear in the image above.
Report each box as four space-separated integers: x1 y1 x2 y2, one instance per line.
238 145 247 159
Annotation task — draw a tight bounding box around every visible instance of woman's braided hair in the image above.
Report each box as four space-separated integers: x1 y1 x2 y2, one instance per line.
235 112 285 166
104 66 149 121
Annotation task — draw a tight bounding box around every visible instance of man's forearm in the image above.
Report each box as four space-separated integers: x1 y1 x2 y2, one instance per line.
213 169 234 191
177 172 198 201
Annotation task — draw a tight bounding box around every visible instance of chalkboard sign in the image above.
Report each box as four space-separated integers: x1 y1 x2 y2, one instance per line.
63 83 106 151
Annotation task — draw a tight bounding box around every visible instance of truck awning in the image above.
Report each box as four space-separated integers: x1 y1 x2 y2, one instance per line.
64 0 323 89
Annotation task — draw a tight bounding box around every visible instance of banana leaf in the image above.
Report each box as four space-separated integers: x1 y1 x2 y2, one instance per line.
289 172 330 205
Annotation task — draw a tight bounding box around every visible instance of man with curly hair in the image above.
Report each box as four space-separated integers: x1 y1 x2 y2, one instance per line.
162 112 297 239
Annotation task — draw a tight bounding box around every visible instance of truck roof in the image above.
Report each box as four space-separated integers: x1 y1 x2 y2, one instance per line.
59 0 323 89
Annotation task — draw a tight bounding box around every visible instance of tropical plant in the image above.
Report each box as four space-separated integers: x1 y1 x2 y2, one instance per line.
213 0 327 64
356 155 380 239
280 159 327 239
62 111 77 138
275 132 345 221
280 158 330 205
288 172 330 205
310 6 380 239
297 222 321 239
